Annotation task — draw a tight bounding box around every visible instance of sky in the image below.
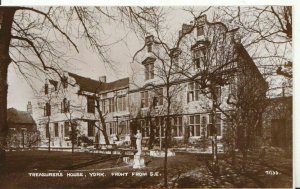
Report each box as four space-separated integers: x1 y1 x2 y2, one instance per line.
3 2 299 187
7 7 196 111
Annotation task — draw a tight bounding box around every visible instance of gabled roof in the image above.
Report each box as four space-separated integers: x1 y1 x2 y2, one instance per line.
49 79 58 88
68 72 102 93
100 77 129 93
68 72 129 94
142 57 156 65
7 108 36 125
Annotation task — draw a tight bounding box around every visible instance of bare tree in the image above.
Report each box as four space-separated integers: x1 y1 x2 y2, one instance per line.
213 6 292 88
0 6 155 166
128 7 214 187
95 97 110 145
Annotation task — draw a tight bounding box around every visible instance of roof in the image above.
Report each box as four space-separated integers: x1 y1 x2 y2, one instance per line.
7 108 36 125
68 72 129 93
68 72 102 93
100 77 129 93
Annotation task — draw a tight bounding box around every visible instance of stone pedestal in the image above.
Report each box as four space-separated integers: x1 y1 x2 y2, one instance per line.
149 149 176 157
133 154 145 169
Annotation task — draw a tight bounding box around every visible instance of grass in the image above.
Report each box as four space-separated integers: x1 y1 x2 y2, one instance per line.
0 149 293 188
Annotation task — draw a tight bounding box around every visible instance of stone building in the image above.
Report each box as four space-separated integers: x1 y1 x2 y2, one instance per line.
127 14 268 147
36 72 101 148
7 102 39 148
35 15 268 148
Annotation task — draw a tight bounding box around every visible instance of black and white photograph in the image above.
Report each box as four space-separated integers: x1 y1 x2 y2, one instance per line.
0 5 293 188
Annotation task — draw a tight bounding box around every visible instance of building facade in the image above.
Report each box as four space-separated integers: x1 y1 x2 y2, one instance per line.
7 103 39 148
36 15 268 149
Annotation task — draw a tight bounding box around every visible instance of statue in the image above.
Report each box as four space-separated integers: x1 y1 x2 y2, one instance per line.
135 130 142 155
132 129 145 169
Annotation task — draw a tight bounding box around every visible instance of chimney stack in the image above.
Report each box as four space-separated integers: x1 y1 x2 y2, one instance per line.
99 76 106 83
27 101 32 114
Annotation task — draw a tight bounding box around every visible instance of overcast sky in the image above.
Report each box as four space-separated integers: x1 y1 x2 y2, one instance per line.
7 7 197 111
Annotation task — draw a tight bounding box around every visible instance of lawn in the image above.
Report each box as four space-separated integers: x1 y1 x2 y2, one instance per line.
0 149 293 188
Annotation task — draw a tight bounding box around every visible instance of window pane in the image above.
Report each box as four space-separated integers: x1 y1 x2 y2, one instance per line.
217 124 221 136
216 113 221 124
196 125 201 136
188 82 194 90
190 126 194 136
197 26 204 36
54 123 59 137
196 115 200 124
179 126 183 136
145 91 149 107
150 64 154 79
190 116 194 124
209 114 213 124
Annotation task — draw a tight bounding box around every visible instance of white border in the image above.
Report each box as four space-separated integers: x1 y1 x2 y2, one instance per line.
0 0 299 188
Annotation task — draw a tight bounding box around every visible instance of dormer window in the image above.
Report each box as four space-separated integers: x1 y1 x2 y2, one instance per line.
45 84 48 95
193 48 206 70
44 102 51 116
61 98 70 113
87 96 95 113
62 76 68 88
173 55 179 68
147 43 152 52
153 88 163 107
49 80 58 91
187 82 200 102
197 25 204 36
141 91 149 108
145 63 154 80
142 57 156 81
145 35 154 52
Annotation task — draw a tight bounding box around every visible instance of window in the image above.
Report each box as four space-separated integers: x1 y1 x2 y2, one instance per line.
147 43 152 52
87 121 95 137
153 88 163 107
101 99 107 113
61 98 70 113
173 55 179 69
173 116 183 137
101 97 117 113
118 121 128 135
197 26 204 36
44 102 51 116
201 116 207 137
117 96 127 111
46 123 50 138
193 48 206 70
187 82 200 102
45 84 48 95
141 91 149 108
108 98 115 112
155 117 163 137
62 76 68 88
64 122 70 137
145 63 154 80
140 120 150 137
212 86 222 104
54 123 59 137
87 96 95 113
109 122 117 135
189 115 201 136
208 113 221 136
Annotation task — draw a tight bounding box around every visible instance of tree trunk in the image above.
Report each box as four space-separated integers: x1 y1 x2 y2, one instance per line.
96 99 110 145
163 86 171 187
0 7 16 168
47 117 51 152
148 117 154 150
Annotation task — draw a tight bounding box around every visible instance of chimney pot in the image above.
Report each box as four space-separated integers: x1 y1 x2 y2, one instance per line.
99 76 106 83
